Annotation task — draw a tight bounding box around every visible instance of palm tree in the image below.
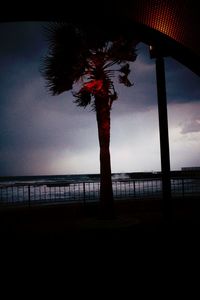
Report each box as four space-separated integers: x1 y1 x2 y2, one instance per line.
41 22 137 217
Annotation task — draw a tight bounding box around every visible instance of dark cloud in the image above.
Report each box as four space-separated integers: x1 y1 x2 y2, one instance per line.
165 57 200 103
0 22 47 59
111 43 158 114
0 148 47 176
0 22 48 112
0 86 97 152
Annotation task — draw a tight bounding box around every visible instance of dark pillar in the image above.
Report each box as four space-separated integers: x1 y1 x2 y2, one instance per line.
155 56 172 223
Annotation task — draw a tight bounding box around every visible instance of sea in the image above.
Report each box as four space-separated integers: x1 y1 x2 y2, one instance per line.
0 172 133 185
0 172 199 205
0 172 162 205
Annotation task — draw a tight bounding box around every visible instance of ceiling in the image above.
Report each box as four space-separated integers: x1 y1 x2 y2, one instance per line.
1 0 200 76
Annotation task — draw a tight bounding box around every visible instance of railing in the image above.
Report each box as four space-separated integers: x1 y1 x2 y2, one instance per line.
0 177 200 207
171 177 200 197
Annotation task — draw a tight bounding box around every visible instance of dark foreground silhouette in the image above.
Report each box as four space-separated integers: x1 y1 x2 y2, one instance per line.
1 197 200 245
1 197 200 275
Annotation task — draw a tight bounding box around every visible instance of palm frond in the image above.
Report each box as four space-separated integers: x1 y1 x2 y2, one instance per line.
109 91 118 102
119 63 131 76
118 75 133 87
73 89 92 108
41 22 138 108
107 38 137 63
40 22 88 95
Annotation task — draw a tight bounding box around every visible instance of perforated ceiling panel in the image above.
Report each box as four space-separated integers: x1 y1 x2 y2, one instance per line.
105 0 199 75
128 0 199 54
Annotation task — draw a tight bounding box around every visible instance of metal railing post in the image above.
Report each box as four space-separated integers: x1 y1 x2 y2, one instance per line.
182 178 185 197
133 180 136 198
28 185 31 208
83 182 86 208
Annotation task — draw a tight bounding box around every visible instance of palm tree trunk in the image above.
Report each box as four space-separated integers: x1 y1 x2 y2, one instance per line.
95 96 114 217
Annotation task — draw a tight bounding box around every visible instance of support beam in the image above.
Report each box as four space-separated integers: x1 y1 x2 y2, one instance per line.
155 56 172 223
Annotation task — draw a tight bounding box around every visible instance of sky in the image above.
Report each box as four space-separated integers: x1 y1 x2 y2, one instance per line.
0 21 200 176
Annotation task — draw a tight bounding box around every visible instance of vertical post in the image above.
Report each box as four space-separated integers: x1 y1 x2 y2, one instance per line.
155 55 172 223
28 185 31 208
182 178 185 197
133 180 136 198
83 182 86 208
